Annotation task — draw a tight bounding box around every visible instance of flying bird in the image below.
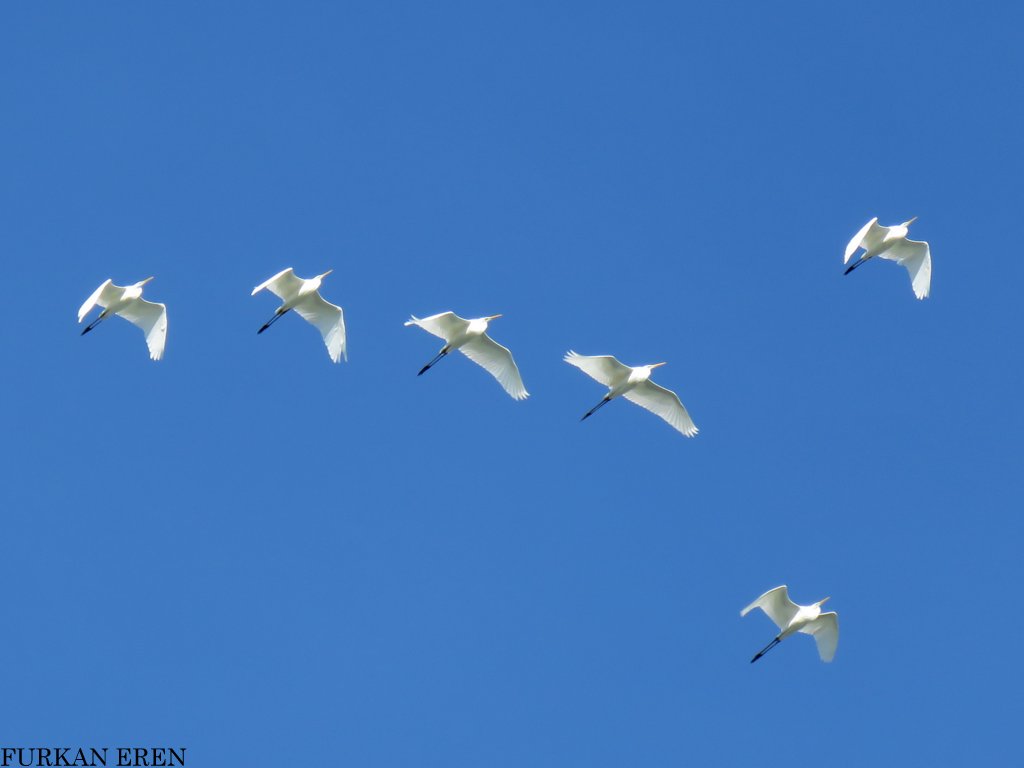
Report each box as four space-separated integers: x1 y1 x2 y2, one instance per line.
252 268 346 363
78 277 168 361
741 585 838 663
844 216 931 299
564 351 697 436
405 312 528 400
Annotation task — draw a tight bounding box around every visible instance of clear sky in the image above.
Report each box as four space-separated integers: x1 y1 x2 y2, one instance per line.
2 2 1022 765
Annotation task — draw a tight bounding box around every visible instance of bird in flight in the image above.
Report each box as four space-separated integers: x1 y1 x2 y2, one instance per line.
78 277 168 361
252 268 346 363
564 351 697 436
844 216 932 299
405 312 528 400
741 585 838 663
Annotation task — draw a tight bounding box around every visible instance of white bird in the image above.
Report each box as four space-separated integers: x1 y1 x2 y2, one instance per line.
563 351 698 436
405 312 528 400
252 268 346 363
741 585 838 663
78 277 168 361
844 216 932 299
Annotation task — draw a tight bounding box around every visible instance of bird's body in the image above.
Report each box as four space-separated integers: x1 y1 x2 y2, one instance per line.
78 277 168 360
405 312 528 400
252 268 346 363
844 216 931 299
564 351 697 436
741 585 838 663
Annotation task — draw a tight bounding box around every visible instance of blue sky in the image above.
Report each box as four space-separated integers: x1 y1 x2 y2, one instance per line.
2 2 1022 765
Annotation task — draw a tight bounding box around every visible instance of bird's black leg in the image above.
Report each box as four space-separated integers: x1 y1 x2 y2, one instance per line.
750 636 781 664
418 349 449 376
258 308 289 334
844 257 869 275
81 312 109 335
581 396 612 421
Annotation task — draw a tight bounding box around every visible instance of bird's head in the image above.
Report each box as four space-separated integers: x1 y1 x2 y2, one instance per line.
318 269 334 280
485 314 503 322
817 597 831 607
901 216 918 228
137 276 155 287
650 362 667 369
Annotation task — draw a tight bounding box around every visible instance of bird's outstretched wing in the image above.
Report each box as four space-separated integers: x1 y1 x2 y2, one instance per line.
459 334 529 400
800 611 839 662
293 292 347 363
844 217 887 263
563 351 633 387
252 268 304 300
78 279 121 321
879 238 931 299
117 299 168 361
404 312 471 342
741 585 799 630
623 380 698 437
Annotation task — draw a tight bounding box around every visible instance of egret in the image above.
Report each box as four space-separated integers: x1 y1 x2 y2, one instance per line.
563 351 697 436
405 312 528 400
78 277 168 361
741 585 838 663
252 268 346 363
844 216 932 299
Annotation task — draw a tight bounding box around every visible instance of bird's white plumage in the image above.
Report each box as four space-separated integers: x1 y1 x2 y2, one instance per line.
844 217 883 264
799 611 839 662
77 279 120 322
878 238 932 299
252 268 347 362
460 335 529 400
251 267 305 300
563 351 634 387
117 298 169 361
564 350 698 437
293 293 346 363
622 381 698 437
845 217 932 299
740 585 800 630
78 277 168 360
405 312 528 400
742 584 838 663
404 311 471 342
